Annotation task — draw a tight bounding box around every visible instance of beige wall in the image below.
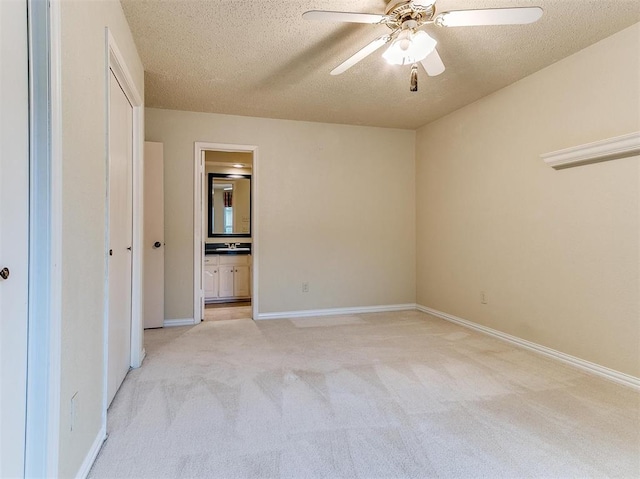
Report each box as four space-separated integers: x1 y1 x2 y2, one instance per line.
416 24 640 377
59 0 144 476
145 109 416 318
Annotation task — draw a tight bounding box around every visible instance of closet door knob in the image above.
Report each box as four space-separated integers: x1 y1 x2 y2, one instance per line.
153 241 162 248
0 267 9 280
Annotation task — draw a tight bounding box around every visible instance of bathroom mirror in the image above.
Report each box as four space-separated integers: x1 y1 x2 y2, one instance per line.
208 173 251 237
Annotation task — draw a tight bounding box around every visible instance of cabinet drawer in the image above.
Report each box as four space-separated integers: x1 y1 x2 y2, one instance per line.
204 255 219 265
219 255 250 266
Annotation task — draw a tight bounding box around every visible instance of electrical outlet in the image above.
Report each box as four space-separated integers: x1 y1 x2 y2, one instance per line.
480 291 488 304
70 392 78 431
302 281 309 293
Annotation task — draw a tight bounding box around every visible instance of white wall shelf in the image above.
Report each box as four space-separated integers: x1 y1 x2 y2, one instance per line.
541 131 640 169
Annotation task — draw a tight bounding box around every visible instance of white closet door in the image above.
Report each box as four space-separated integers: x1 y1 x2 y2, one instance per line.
143 142 164 329
107 70 133 406
0 0 29 475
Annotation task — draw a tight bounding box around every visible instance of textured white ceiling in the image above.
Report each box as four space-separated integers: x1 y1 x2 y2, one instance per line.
121 0 640 129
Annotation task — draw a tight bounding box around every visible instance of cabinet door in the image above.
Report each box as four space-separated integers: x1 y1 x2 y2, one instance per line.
234 265 250 297
218 265 235 298
204 265 218 300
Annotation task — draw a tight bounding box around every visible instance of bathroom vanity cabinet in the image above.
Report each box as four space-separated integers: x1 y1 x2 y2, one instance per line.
204 254 251 302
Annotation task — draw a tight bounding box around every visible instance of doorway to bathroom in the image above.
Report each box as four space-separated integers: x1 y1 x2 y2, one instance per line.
193 142 258 323
203 301 252 322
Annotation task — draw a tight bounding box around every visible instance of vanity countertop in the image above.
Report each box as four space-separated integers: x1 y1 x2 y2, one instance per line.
205 243 252 255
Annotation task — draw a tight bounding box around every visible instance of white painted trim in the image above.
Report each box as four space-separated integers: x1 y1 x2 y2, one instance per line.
194 142 259 324
164 318 196 327
416 305 640 391
106 32 142 106
256 303 417 320
47 0 62 474
100 45 111 463
250 148 259 323
193 145 204 324
541 131 640 169
74 424 106 479
129 93 144 370
23 0 62 475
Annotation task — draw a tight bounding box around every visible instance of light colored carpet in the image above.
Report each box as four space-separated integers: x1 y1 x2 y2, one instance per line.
89 311 639 478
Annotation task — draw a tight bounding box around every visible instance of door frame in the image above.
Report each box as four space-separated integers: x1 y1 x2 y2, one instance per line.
104 28 144 420
193 142 259 322
22 0 62 475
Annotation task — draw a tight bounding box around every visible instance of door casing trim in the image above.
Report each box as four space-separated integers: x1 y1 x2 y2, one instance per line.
193 142 259 323
24 0 62 475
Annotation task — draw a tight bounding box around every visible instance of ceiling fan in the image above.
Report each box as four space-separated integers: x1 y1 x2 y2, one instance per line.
303 0 543 91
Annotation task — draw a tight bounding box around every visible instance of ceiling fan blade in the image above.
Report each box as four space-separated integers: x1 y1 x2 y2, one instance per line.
303 10 388 24
330 34 390 75
435 7 543 27
420 48 445 76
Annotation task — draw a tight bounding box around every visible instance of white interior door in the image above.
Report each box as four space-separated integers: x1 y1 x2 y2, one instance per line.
0 0 29 475
143 142 164 329
107 70 133 406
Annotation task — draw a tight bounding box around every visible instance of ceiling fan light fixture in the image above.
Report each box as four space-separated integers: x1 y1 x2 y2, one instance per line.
412 30 437 58
382 29 436 65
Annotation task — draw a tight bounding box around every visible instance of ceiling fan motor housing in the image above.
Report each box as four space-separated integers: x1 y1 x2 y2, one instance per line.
384 0 436 28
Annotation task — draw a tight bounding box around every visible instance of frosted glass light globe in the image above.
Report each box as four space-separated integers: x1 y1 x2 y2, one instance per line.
382 29 437 65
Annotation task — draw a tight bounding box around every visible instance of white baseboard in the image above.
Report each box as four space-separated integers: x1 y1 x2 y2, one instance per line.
416 305 640 391
138 348 146 366
256 303 417 320
163 318 195 327
75 424 106 479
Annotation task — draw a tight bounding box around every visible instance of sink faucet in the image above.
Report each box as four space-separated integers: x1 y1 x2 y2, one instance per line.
224 242 231 248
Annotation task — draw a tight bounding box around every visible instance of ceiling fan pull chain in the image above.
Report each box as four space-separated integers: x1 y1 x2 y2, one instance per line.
410 63 418 92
